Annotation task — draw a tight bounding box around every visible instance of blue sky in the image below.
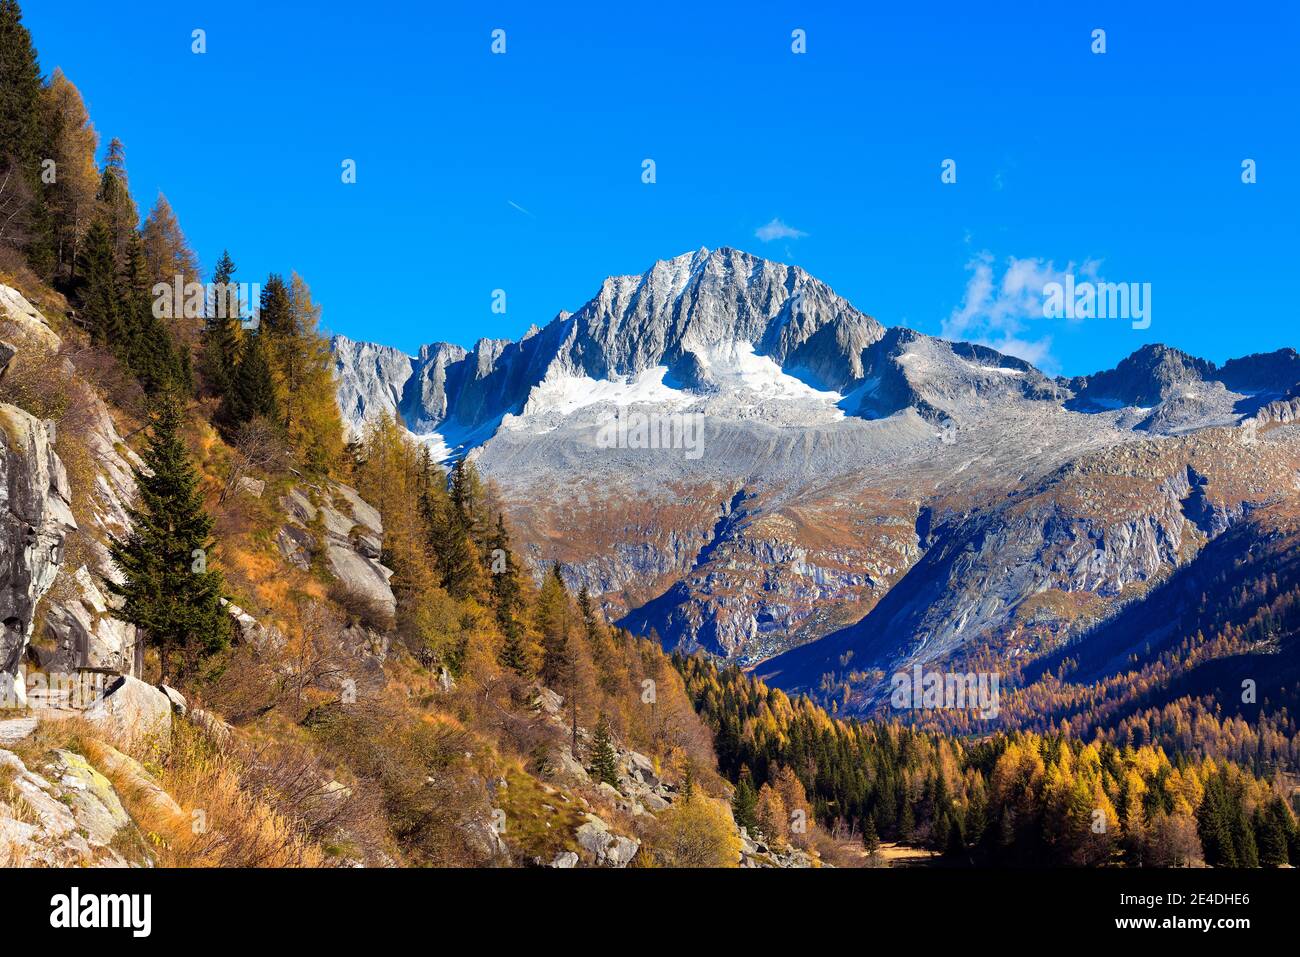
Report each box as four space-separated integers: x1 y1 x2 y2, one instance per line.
23 0 1299 376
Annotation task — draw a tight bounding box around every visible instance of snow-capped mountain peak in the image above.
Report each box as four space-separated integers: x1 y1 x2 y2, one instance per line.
333 247 886 454
332 249 1300 461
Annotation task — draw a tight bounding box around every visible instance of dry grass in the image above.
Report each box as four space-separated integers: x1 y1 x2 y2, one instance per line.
9 714 338 867
5 714 103 767
494 764 585 861
131 719 328 868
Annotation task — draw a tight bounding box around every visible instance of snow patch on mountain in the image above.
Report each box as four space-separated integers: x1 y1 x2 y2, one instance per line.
514 366 689 421
687 342 845 408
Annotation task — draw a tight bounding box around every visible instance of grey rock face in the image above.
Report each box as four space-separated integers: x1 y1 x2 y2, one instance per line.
84 673 173 750
0 403 77 706
1065 343 1300 434
332 247 885 448
0 285 141 677
0 284 60 350
848 327 1061 423
0 745 156 867
276 481 396 618
222 598 285 653
555 247 883 387
332 335 423 434
1067 344 1215 408
575 814 640 867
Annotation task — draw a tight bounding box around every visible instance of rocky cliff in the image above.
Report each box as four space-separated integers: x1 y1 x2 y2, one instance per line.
0 284 141 684
0 400 75 707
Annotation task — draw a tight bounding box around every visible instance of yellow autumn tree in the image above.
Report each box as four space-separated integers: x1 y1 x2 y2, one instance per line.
644 794 741 868
39 69 99 281
755 783 788 845
267 272 345 473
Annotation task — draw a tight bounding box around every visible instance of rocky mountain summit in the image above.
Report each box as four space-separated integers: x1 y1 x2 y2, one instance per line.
333 247 884 452
331 249 1300 704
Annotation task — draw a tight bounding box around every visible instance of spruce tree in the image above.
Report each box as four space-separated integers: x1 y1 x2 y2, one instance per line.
862 814 881 854
119 231 185 396
201 249 241 398
591 712 619 787
537 563 574 689
422 484 481 601
107 393 230 681
222 328 278 426
0 0 43 176
258 272 292 336
1255 803 1289 867
449 458 489 551
0 0 44 267
497 618 529 676
681 762 695 803
77 218 127 347
96 138 139 263
732 765 759 833
489 513 529 676
577 584 598 644
899 794 915 843
488 515 522 622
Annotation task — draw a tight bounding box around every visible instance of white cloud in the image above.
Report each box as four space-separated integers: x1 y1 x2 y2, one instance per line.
755 218 808 242
941 251 1101 373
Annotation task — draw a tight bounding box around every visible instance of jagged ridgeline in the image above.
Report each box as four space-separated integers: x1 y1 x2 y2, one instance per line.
334 244 1300 759
1 0 1298 870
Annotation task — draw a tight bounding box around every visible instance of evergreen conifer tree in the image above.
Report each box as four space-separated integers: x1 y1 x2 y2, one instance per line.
123 231 187 396
222 328 278 426
732 765 759 833
862 814 881 854
422 484 482 602
488 514 528 675
107 393 230 681
591 712 619 787
0 1 42 171
537 563 574 689
201 249 241 398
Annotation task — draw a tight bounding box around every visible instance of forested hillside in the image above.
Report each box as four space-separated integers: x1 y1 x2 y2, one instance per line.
678 656 1300 867
1 0 1296 870
0 0 752 868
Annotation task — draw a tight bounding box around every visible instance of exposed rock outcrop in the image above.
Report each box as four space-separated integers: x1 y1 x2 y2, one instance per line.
0 745 152 867
36 385 143 674
0 285 141 678
222 598 285 653
0 402 76 707
84 674 173 751
0 284 60 351
575 814 640 867
276 480 396 618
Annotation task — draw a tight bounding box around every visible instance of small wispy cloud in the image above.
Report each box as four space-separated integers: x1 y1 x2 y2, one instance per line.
507 199 533 216
755 217 807 242
941 251 1101 372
